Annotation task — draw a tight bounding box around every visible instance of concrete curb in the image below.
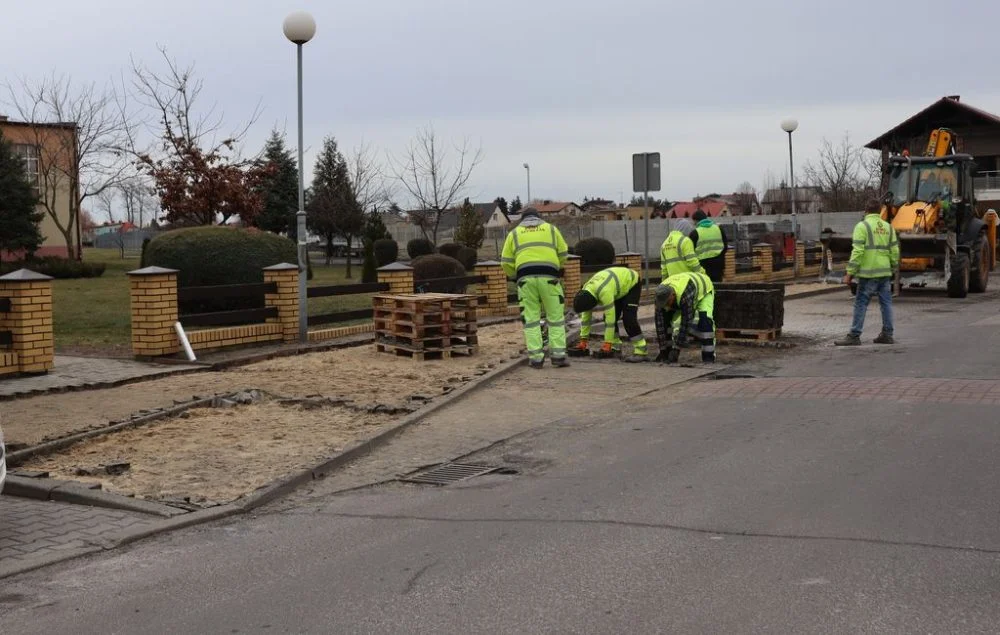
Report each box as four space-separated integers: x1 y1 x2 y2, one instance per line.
3 475 186 518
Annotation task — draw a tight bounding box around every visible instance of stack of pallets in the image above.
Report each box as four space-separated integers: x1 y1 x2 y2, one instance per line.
373 293 479 360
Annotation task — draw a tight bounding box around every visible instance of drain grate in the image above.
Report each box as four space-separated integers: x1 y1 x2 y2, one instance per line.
399 462 500 486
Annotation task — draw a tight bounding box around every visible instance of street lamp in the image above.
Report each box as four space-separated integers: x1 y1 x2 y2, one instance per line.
523 163 531 206
283 10 316 342
780 118 799 276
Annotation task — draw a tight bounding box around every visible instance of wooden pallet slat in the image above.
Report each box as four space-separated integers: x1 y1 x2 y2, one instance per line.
716 327 781 342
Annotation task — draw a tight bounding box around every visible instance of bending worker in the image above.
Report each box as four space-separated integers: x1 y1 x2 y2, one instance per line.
691 210 728 282
660 218 704 278
654 271 716 364
501 207 570 368
572 266 648 362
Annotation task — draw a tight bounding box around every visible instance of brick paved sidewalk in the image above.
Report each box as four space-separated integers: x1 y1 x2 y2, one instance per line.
0 356 201 399
0 495 158 577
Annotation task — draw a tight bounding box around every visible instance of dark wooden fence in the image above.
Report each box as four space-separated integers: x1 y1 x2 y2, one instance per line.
178 282 279 328
306 282 389 327
0 296 10 347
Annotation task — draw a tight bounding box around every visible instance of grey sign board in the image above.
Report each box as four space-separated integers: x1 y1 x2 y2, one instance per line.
632 152 661 192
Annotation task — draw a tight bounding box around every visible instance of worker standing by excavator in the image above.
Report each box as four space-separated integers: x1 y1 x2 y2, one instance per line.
660 219 704 279
691 210 728 282
571 266 648 362
501 207 571 368
654 271 716 364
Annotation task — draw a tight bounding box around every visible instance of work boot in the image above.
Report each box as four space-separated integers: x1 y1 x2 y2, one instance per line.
873 332 894 345
529 359 544 369
550 356 571 368
834 334 861 346
702 352 716 363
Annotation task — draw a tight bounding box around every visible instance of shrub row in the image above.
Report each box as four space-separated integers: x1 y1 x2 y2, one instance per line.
0 257 107 279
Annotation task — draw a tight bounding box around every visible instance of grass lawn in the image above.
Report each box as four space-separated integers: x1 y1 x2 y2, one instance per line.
53 249 375 355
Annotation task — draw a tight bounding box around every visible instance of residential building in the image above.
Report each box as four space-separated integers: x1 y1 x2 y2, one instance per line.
668 199 731 218
864 95 1000 206
0 115 80 259
699 192 761 216
760 185 824 215
533 201 583 217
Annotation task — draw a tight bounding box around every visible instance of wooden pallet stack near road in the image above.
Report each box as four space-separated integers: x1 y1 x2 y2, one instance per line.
373 293 479 360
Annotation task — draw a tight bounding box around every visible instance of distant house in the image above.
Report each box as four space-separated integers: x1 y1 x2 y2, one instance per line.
405 203 508 234
699 192 761 216
668 199 730 219
760 186 824 215
580 198 617 212
533 201 583 217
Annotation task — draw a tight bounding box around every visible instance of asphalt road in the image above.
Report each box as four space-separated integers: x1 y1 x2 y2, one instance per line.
4 290 1000 633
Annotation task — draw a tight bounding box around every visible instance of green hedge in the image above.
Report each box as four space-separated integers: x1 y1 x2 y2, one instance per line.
373 239 398 267
406 238 436 259
438 242 478 270
143 226 298 287
412 254 467 293
0 257 106 279
571 237 615 266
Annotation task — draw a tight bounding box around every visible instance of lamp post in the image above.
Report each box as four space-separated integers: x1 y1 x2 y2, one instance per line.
283 11 316 343
781 118 799 276
523 163 531 206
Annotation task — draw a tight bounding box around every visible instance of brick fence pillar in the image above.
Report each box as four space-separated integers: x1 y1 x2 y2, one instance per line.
562 255 581 308
263 263 300 342
615 251 642 274
754 244 774 280
377 262 415 295
724 248 736 280
128 266 180 358
0 269 54 374
474 260 507 315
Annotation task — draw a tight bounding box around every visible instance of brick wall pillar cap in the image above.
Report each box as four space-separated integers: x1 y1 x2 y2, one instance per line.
128 266 179 276
263 262 299 271
0 268 53 281
475 260 501 266
378 262 413 271
566 254 581 260
617 251 642 256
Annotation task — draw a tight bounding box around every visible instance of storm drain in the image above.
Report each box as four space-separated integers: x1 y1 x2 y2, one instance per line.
399 463 501 486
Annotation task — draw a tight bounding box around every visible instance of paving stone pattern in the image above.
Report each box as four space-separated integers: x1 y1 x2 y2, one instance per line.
0 495 157 577
688 376 1000 404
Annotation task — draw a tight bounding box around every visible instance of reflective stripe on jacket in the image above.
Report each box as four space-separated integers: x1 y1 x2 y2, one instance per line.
847 213 900 278
660 231 704 278
500 219 569 279
694 223 725 259
580 266 640 343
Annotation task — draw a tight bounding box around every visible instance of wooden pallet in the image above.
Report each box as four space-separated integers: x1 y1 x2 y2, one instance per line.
373 316 478 333
372 293 478 312
374 342 479 360
375 333 479 350
716 328 781 342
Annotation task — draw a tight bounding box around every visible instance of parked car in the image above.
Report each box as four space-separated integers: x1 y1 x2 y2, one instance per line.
0 425 6 493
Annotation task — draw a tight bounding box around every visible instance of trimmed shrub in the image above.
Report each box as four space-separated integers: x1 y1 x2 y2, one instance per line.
139 237 151 268
572 237 615 267
0 257 106 279
373 238 398 267
361 243 378 284
412 254 467 294
143 226 299 314
438 242 479 270
406 237 436 259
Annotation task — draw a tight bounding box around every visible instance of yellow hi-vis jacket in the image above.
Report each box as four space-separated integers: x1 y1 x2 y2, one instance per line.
660 230 704 278
580 266 640 343
501 217 569 280
847 213 900 279
694 223 725 259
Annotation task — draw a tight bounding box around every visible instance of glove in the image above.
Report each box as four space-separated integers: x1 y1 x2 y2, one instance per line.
593 342 615 359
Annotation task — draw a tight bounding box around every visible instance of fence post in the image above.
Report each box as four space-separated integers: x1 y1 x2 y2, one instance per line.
616 251 642 274
754 244 774 281
0 269 54 374
724 248 736 281
263 263 300 342
128 266 180 358
474 260 507 316
378 262 414 295
563 255 581 308
795 242 806 278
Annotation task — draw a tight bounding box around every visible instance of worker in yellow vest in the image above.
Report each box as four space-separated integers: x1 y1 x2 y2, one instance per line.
654 271 716 363
501 208 570 368
660 219 704 279
691 210 728 282
571 266 648 362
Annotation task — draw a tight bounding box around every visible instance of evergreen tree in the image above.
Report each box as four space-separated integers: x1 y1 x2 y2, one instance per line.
0 131 43 261
306 136 363 277
494 196 509 216
455 198 485 249
360 208 393 283
510 196 523 214
254 130 300 236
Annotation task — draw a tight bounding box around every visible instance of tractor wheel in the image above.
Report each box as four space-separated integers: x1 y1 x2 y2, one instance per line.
948 253 970 298
970 236 990 293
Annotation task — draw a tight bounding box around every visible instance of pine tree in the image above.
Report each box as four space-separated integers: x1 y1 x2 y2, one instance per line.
510 196 523 214
494 196 509 216
454 198 485 249
254 130 300 236
0 131 43 261
307 136 363 277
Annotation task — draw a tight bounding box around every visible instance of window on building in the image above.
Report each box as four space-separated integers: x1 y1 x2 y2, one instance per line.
14 144 40 190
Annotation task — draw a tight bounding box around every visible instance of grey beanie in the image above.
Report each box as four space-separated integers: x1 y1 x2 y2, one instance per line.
674 219 695 236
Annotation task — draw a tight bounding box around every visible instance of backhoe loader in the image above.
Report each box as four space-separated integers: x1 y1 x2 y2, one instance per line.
822 128 999 297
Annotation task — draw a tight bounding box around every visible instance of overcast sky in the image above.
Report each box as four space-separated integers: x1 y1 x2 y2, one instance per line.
4 0 1000 207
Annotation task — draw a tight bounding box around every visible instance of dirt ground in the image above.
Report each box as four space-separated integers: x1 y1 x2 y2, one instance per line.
23 401 394 504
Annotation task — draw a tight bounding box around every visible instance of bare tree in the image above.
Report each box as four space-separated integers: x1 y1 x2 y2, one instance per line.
389 126 482 242
129 47 265 226
118 176 157 227
733 181 759 215
4 74 135 259
803 133 879 214
350 140 392 214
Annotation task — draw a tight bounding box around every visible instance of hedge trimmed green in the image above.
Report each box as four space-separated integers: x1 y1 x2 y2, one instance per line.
0 257 106 279
412 254 467 293
143 226 298 287
406 237 436 259
373 238 398 267
571 237 615 267
438 242 478 270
